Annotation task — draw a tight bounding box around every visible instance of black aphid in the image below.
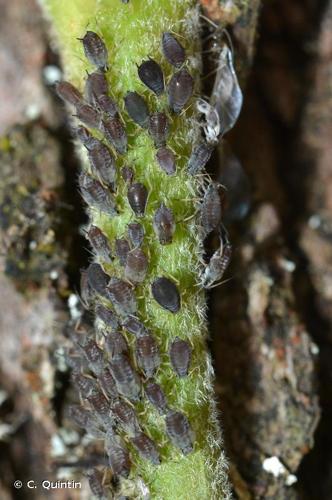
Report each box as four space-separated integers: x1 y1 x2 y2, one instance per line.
55 81 83 106
122 316 147 336
202 239 232 288
96 94 118 118
169 337 192 377
165 410 193 454
125 248 148 283
105 331 128 358
85 469 107 500
87 225 112 262
115 238 130 266
75 103 101 129
187 142 214 175
87 388 112 426
124 91 149 128
99 367 118 398
105 431 131 478
156 147 176 175
111 398 140 435
107 278 137 316
95 304 119 330
121 166 134 184
79 172 117 216
135 334 160 378
86 262 110 298
127 182 148 216
81 339 105 376
81 31 108 71
145 382 168 415
153 204 175 245
201 183 222 237
131 432 160 465
71 372 97 397
162 32 186 68
151 277 180 313
85 71 108 104
148 112 169 148
109 354 141 401
87 139 116 189
102 117 127 155
137 58 164 95
168 68 194 114
128 222 144 248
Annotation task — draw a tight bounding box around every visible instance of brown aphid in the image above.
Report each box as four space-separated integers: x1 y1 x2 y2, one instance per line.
145 382 168 415
105 431 131 478
95 304 119 330
153 204 175 245
102 117 127 155
168 68 194 114
156 147 176 175
162 32 186 68
109 353 141 401
81 338 104 375
80 267 95 307
81 31 108 71
87 225 112 262
148 112 169 148
151 277 180 313
125 248 148 283
122 315 147 336
128 222 144 248
110 398 140 435
85 469 107 500
71 372 97 397
187 142 214 175
169 337 192 377
121 166 134 184
95 94 118 118
131 432 160 465
87 140 117 189
135 334 160 378
137 58 164 95
124 91 149 128
165 410 194 454
78 172 117 216
127 182 148 217
55 81 83 106
99 367 118 399
75 103 101 129
107 278 137 316
104 331 128 358
201 183 222 237
86 262 110 299
115 238 130 266
85 71 108 104
87 388 112 426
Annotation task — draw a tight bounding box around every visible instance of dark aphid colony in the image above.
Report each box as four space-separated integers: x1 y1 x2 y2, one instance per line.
148 112 169 148
75 103 101 129
102 117 127 155
153 203 175 245
115 238 131 266
105 431 131 478
86 262 110 298
165 410 194 454
135 333 160 378
80 31 108 71
168 68 194 114
188 142 214 175
169 337 192 377
55 81 83 106
137 58 164 95
156 147 176 175
78 172 117 215
131 432 160 465
127 182 148 216
145 382 168 415
86 138 117 189
125 248 148 283
124 91 149 128
87 225 112 262
128 222 144 248
151 276 181 313
107 278 137 316
201 183 223 238
109 354 141 401
162 32 186 68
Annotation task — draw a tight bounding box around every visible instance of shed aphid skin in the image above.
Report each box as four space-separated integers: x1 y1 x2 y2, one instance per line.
98 366 118 399
87 138 117 190
95 304 119 330
148 112 169 148
168 68 194 114
115 238 131 266
169 337 192 377
151 277 181 313
75 103 101 129
156 147 176 175
127 182 148 217
79 172 117 216
86 262 110 298
135 333 160 378
111 398 141 435
137 58 164 96
87 225 112 262
201 182 223 238
165 410 194 454
105 431 131 478
87 387 112 426
104 330 128 358
85 469 108 500
187 141 214 175
131 432 160 465
128 222 144 248
201 237 232 288
162 32 186 68
109 353 141 401
101 117 127 155
84 71 108 104
196 98 220 145
124 91 149 128
80 31 108 71
122 315 147 336
55 81 83 106
145 382 168 415
81 338 105 375
153 203 175 245
121 166 134 184
125 248 148 283
107 278 137 316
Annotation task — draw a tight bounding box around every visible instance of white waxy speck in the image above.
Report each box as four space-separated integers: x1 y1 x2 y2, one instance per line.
67 293 81 320
25 103 41 120
262 456 286 477
286 474 297 486
43 65 62 85
50 270 59 280
308 214 321 229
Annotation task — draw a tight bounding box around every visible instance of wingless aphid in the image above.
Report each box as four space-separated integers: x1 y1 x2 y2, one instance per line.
169 337 192 377
86 262 111 299
127 182 148 217
95 304 119 330
102 117 127 155
148 112 169 148
84 71 108 104
137 58 164 95
156 147 176 175
110 398 140 435
145 382 168 415
127 222 144 248
105 431 131 478
125 248 148 283
80 31 109 71
109 353 141 401
135 333 160 378
87 225 112 262
79 172 117 216
131 432 160 465
55 81 83 106
168 68 194 114
151 277 181 313
187 142 214 175
75 103 101 129
122 315 147 336
201 237 232 288
165 410 194 454
86 139 117 190
153 204 175 245
87 387 112 426
162 32 186 68
115 238 131 266
85 469 108 500
104 330 128 358
200 182 223 238
124 91 149 128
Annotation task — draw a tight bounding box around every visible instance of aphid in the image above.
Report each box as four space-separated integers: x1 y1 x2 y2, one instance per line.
151 277 180 313
68 405 105 438
165 410 194 454
96 94 118 118
102 117 127 155
75 103 101 129
127 182 148 217
87 388 112 426
153 204 175 245
81 31 108 71
105 431 131 478
104 331 128 358
124 91 149 128
87 139 117 189
107 278 137 316
162 32 186 68
148 112 169 148
201 238 232 288
125 248 148 283
72 372 97 396
137 59 164 95
76 126 99 149
128 222 144 248
145 382 168 415
80 267 95 307
121 166 134 184
169 337 192 377
187 142 214 175
99 367 118 398
87 225 112 262
135 334 160 378
109 354 141 401
95 304 119 330
55 81 83 106
131 432 160 465
110 398 140 435
85 469 107 500
168 68 194 114
86 263 110 299
156 147 176 175
85 71 108 104
81 338 105 375
64 348 86 372
201 183 222 237
122 316 147 336
79 172 117 216
115 238 130 266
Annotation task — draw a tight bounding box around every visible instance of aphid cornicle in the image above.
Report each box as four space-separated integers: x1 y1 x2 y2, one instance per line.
105 431 131 478
87 140 117 190
127 182 148 217
99 367 118 398
145 382 168 415
79 172 117 216
165 410 194 454
81 338 105 375
131 432 160 465
202 238 232 288
85 469 107 500
55 81 83 106
121 166 134 184
87 225 112 262
135 334 160 378
128 222 144 248
168 68 194 114
115 238 130 266
122 315 147 336
86 262 110 299
201 183 223 237
156 147 176 175
151 277 181 313
107 278 137 316
109 353 141 401
75 103 101 129
137 59 164 95
104 331 128 358
81 31 108 71
110 398 140 435
169 337 192 377
84 71 108 104
95 304 119 330
124 91 149 128
87 388 112 425
162 32 186 68
102 117 127 155
148 112 169 148
153 204 175 245
187 142 214 175
125 248 148 283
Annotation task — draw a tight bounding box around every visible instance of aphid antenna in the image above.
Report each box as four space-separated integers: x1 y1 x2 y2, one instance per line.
199 15 234 57
204 275 234 290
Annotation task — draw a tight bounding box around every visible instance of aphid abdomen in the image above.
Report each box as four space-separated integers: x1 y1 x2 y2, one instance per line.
122 315 147 336
55 81 83 106
168 68 194 114
87 141 117 190
201 183 222 237
99 367 118 399
165 410 194 454
187 142 214 175
124 91 149 128
95 304 119 330
75 103 101 129
86 262 110 299
135 334 160 378
153 204 175 244
148 112 169 148
162 32 186 68
87 225 112 262
169 337 192 377
82 339 105 375
151 277 181 313
125 248 148 283
105 432 131 478
156 147 176 175
102 117 127 155
131 432 160 465
127 182 148 216
81 31 108 71
137 59 164 95
128 222 144 248
96 94 118 118
79 172 117 216
104 331 128 358
107 278 137 316
87 388 112 426
84 71 108 104
145 382 168 415
110 398 140 435
109 353 141 401
115 238 130 266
